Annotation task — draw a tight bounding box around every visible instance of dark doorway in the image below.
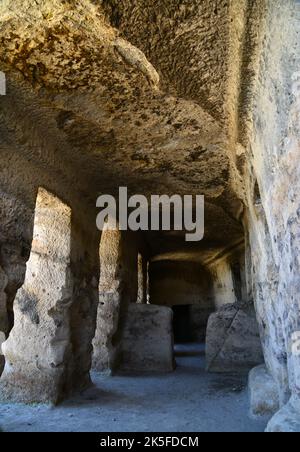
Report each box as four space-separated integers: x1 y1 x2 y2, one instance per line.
172 305 193 343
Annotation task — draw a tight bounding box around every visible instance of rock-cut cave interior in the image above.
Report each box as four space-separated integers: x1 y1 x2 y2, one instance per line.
0 0 300 434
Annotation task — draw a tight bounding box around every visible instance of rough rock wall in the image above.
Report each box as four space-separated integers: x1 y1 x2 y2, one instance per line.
92 223 139 373
120 304 174 373
208 242 249 308
205 244 263 372
101 0 230 123
245 0 300 429
0 156 100 385
209 258 236 309
149 260 215 340
0 189 74 403
0 69 101 362
206 303 263 373
0 74 101 398
149 260 214 307
137 254 148 304
0 265 8 373
0 189 99 403
0 191 33 337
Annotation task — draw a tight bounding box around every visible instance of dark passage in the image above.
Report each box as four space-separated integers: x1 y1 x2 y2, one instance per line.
172 305 193 343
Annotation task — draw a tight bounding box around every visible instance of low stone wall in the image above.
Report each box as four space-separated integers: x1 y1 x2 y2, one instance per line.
120 304 174 373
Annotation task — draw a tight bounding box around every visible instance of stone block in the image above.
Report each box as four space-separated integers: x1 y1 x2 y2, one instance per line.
248 365 279 418
120 304 174 373
206 304 264 373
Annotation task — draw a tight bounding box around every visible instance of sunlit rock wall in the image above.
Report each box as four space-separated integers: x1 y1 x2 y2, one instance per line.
246 0 300 431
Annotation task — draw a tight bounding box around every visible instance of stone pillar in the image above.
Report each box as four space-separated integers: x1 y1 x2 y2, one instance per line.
137 254 148 304
68 227 99 394
210 258 236 309
92 221 138 373
206 252 263 373
0 266 8 374
0 188 73 404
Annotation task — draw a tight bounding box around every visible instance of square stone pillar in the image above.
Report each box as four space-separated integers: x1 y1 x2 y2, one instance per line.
0 188 73 404
92 222 138 373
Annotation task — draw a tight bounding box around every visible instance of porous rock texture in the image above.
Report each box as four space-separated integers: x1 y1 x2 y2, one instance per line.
244 0 300 431
265 396 300 433
0 188 99 404
248 365 279 418
0 265 8 375
0 0 299 431
0 189 74 403
137 254 148 304
92 221 139 373
206 303 264 373
120 304 174 373
0 0 247 231
205 243 263 372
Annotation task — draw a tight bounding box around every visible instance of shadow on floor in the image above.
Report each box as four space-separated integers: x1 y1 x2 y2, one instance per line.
174 342 206 358
0 342 267 432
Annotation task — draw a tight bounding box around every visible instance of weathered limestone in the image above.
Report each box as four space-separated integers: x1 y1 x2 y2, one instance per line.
0 191 33 337
0 266 8 333
120 304 174 373
245 1 300 430
0 0 299 432
0 188 74 404
92 224 122 373
0 243 28 333
0 336 5 376
137 254 148 304
92 221 138 373
210 258 236 309
206 249 263 373
149 260 214 307
249 365 279 418
68 230 99 394
206 304 263 373
266 396 300 433
0 266 8 375
149 259 215 342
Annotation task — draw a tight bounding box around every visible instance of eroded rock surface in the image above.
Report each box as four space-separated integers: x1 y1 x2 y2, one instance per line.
92 222 138 373
245 0 300 431
0 188 99 403
206 304 263 373
0 189 73 404
0 0 299 429
266 396 300 433
120 304 174 373
0 266 8 375
248 365 279 419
